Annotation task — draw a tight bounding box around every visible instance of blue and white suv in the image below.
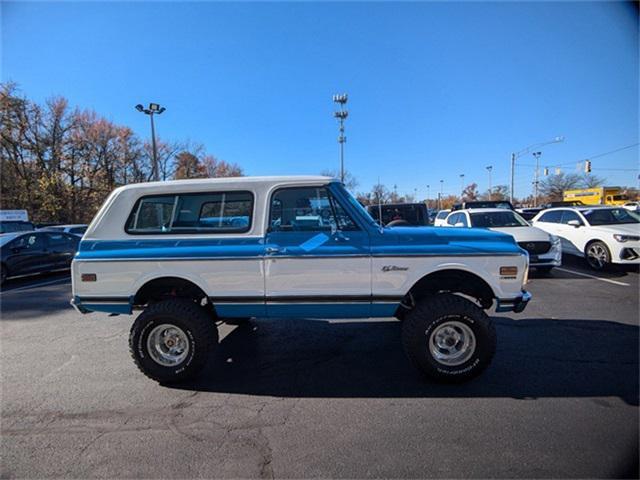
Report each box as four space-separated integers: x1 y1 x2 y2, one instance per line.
72 176 531 384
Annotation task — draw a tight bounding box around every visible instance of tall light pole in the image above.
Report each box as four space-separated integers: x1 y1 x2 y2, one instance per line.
532 151 542 207
136 103 166 181
439 179 444 209
426 184 430 209
459 173 465 198
333 94 348 183
510 136 564 203
486 166 493 200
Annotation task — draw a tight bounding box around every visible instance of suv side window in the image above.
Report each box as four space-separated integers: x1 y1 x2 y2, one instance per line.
126 191 253 234
269 187 358 232
447 213 460 225
538 210 562 223
560 210 583 225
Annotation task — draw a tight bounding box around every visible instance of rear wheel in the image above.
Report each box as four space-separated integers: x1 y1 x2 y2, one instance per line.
536 266 554 275
585 241 611 271
129 298 218 383
401 294 496 382
0 264 6 285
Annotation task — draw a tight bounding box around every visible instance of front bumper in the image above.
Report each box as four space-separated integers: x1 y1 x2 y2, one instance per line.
528 243 562 267
496 290 532 313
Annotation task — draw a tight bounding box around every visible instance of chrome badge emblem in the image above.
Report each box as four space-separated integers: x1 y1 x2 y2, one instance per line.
382 265 409 272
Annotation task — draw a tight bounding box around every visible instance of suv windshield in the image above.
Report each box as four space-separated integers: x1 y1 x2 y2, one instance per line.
336 184 378 226
582 208 639 226
470 211 529 228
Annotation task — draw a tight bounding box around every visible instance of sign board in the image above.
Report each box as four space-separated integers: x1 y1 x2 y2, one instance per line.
0 210 29 222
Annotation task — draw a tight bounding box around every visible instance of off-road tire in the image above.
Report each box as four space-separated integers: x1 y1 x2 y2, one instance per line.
0 264 7 286
585 240 611 271
129 299 218 383
401 294 496 383
536 266 554 275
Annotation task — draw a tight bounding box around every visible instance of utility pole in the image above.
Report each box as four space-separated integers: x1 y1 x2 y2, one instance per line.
486 166 493 200
426 184 430 210
510 136 564 204
510 153 515 204
135 103 166 181
439 180 444 209
532 151 542 207
459 174 465 198
332 94 349 183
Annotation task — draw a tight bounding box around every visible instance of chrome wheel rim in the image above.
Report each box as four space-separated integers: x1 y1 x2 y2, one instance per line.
587 244 608 269
429 319 476 366
146 324 190 367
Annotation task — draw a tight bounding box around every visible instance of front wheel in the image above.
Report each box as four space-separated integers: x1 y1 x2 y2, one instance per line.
585 241 611 271
129 299 218 383
401 294 496 382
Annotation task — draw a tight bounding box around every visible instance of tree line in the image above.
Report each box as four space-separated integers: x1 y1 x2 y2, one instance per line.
0 83 242 224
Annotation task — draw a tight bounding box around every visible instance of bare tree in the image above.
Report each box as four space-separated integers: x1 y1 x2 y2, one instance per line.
462 183 479 201
320 169 358 191
202 154 243 178
580 174 606 188
174 151 208 179
539 172 582 201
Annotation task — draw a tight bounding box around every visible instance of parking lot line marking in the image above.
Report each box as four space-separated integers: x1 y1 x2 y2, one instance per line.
555 267 630 287
0 278 70 295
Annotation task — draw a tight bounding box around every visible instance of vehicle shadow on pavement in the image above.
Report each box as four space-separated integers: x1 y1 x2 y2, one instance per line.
172 317 639 406
0 274 72 320
558 254 640 278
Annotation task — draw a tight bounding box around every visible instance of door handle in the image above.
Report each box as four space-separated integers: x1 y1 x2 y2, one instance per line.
265 247 281 254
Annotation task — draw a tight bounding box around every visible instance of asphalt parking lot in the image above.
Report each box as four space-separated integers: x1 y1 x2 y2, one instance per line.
1 256 638 479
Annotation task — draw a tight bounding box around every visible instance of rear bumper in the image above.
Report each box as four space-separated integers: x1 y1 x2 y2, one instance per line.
496 290 532 313
70 295 133 315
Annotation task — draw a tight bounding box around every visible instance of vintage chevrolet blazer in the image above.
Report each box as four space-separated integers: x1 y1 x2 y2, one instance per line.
71 176 531 383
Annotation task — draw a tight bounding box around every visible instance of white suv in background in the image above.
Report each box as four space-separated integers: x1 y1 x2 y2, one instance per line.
433 209 451 227
443 208 561 273
531 206 640 270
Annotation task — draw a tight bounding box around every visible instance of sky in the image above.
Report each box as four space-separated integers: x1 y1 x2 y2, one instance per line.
2 1 639 200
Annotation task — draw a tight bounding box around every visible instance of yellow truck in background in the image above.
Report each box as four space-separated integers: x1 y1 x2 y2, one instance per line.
563 187 629 206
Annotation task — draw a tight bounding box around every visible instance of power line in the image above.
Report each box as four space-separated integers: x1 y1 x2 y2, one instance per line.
592 167 638 172
515 142 639 169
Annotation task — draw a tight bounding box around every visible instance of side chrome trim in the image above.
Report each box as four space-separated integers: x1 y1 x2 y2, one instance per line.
209 295 404 304
74 256 265 262
74 252 524 262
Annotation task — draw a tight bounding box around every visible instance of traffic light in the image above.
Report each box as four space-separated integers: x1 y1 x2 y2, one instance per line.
585 160 592 173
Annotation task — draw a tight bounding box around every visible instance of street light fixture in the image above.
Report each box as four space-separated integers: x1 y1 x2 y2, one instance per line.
333 93 349 183
135 102 166 181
